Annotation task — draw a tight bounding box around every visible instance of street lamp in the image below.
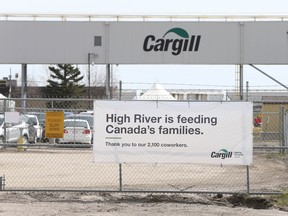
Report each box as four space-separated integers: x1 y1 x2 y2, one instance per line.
88 53 97 100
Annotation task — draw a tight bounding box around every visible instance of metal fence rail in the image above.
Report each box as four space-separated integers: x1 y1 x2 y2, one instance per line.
0 98 287 194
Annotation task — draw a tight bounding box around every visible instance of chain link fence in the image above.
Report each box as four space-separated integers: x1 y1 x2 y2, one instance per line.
0 97 287 194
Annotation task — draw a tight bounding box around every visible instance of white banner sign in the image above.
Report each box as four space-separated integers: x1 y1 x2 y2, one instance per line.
93 101 253 165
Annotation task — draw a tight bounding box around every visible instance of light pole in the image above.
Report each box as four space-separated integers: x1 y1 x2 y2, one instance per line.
8 70 12 98
21 64 27 112
105 64 111 99
88 53 97 100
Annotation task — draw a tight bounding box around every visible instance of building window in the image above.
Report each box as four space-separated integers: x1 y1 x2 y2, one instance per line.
171 93 184 100
94 36 102 46
196 94 207 100
187 94 196 100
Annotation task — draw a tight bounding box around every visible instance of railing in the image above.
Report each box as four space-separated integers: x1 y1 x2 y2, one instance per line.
1 13 288 22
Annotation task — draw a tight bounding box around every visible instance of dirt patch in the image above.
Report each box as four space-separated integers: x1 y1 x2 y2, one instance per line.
226 193 273 209
0 191 287 216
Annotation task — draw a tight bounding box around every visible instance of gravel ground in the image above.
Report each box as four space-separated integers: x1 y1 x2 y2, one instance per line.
1 147 287 215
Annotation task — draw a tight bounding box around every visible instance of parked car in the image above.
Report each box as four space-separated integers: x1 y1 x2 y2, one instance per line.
56 119 92 144
18 114 37 143
0 114 23 144
26 114 43 142
28 112 47 143
78 110 93 115
28 112 45 125
65 114 94 130
0 113 37 145
64 112 74 117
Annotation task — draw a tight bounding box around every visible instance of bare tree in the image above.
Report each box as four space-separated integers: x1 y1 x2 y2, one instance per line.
25 65 49 86
84 64 118 87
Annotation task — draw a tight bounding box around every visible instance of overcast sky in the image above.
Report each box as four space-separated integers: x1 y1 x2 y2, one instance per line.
1 0 288 90
2 0 288 14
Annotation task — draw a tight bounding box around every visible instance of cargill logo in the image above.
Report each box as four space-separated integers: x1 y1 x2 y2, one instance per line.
211 149 233 159
143 27 201 56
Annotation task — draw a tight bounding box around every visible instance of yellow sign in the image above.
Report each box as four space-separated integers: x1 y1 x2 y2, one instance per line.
45 111 64 138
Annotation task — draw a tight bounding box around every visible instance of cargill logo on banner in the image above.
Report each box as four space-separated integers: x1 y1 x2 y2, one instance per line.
143 27 201 56
211 149 233 159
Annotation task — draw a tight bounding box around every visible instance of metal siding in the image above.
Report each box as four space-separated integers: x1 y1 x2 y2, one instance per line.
243 22 288 64
0 21 287 64
0 21 106 64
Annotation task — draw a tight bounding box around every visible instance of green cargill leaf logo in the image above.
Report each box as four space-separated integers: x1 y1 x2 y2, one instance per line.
143 27 201 55
218 149 229 154
163 28 189 38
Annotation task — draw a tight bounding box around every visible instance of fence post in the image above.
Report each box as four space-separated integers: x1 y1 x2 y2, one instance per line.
246 81 249 101
119 80 122 101
246 165 250 194
3 99 7 146
280 106 285 154
119 163 123 191
0 176 3 191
